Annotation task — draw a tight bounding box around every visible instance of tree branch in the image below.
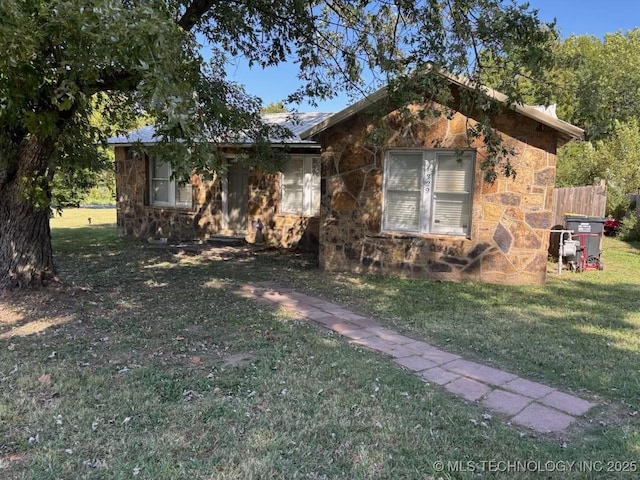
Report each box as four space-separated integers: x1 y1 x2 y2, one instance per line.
88 68 142 94
178 0 218 31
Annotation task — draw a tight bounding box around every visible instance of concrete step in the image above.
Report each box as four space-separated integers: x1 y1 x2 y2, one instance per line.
205 235 246 247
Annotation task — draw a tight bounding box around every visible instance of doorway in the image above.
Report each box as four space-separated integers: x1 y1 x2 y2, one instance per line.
224 165 248 233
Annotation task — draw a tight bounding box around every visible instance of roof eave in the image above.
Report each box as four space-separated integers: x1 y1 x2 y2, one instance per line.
300 70 584 141
513 104 584 140
107 142 157 147
300 88 389 139
424 70 585 140
107 141 323 149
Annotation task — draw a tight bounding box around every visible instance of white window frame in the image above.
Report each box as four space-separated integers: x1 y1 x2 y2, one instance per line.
280 155 321 216
149 157 193 209
382 149 475 237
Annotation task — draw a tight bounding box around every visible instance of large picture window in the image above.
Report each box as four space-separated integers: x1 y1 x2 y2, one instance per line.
383 150 474 236
149 158 192 208
281 156 321 216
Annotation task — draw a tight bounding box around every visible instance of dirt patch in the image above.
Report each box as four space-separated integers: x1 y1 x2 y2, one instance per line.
0 304 24 326
222 352 256 368
584 399 640 431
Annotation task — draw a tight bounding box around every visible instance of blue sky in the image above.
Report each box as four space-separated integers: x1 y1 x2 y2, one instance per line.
224 0 639 113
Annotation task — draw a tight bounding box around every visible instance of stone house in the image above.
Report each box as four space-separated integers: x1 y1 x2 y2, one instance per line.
110 75 583 285
300 75 583 284
109 112 333 249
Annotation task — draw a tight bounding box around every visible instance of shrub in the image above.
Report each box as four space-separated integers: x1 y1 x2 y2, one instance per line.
620 202 640 241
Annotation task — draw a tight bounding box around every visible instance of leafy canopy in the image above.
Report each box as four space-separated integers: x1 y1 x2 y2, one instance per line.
557 120 640 218
551 33 640 218
261 102 288 114
0 0 557 188
481 29 640 140
479 28 640 214
554 31 640 140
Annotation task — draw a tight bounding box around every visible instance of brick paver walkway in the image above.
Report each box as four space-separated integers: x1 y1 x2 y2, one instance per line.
233 283 595 434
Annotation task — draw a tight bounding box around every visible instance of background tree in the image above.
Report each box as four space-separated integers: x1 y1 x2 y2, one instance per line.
551 31 640 140
481 29 640 138
557 120 640 218
552 32 640 221
0 0 556 289
480 29 640 221
51 95 148 209
261 102 288 114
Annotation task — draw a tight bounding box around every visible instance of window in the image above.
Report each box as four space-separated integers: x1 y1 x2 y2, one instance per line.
383 150 474 236
281 156 320 216
149 157 192 208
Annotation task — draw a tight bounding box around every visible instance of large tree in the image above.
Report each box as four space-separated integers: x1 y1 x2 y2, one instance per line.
0 0 555 289
553 30 640 140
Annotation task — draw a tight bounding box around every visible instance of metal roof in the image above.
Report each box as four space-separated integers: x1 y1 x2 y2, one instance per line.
300 69 584 141
107 125 157 145
106 112 335 146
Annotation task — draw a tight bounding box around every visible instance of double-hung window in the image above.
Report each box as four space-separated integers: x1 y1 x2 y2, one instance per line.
383 150 474 236
281 156 321 216
149 157 192 208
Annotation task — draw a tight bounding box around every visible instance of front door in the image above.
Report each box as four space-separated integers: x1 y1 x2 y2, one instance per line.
226 165 248 233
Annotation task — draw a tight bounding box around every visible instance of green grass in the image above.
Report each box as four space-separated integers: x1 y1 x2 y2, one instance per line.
50 207 116 228
272 238 640 409
0 208 638 478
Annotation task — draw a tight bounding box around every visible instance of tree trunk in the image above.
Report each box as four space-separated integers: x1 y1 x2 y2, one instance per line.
0 136 56 289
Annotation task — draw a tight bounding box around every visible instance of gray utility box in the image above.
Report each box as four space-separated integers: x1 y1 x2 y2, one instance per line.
564 215 606 259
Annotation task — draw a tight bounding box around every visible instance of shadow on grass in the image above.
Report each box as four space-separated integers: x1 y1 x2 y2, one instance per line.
621 239 640 251
59 239 639 398
51 224 119 251
2 227 640 477
44 227 640 408
0 299 76 340
0 228 634 404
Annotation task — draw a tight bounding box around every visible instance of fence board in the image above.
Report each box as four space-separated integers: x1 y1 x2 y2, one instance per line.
551 182 607 227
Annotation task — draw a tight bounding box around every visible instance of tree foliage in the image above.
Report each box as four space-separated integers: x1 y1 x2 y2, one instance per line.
557 120 640 217
549 32 640 218
50 95 146 209
596 121 640 217
480 28 640 218
481 29 640 140
0 0 557 181
261 102 288 114
552 30 640 140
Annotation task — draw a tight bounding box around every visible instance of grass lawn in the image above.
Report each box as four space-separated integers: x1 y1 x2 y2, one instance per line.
1 208 639 479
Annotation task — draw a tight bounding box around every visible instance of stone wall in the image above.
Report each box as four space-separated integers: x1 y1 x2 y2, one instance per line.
314 102 561 284
247 169 320 249
115 147 319 248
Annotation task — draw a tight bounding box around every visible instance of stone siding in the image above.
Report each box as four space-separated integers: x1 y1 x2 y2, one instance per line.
115 147 319 248
315 102 560 284
247 169 320 249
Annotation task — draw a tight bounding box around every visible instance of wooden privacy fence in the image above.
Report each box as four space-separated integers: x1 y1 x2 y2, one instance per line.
551 181 607 227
